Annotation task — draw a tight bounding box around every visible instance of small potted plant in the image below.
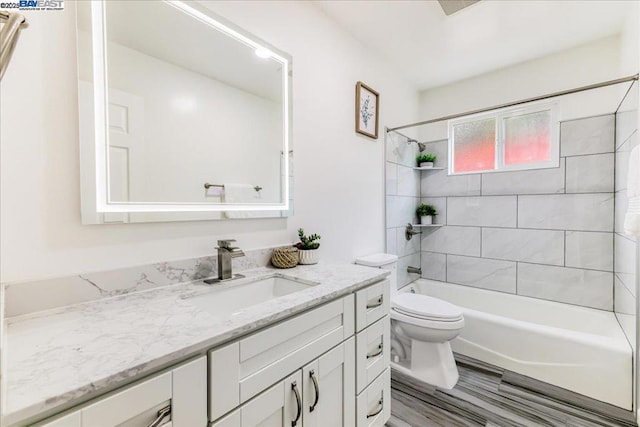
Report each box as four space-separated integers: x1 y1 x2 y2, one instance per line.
416 204 437 225
417 153 437 168
295 228 321 265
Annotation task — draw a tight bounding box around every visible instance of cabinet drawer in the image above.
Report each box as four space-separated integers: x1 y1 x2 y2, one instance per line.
356 316 390 394
82 372 172 427
209 295 355 421
37 357 207 427
355 280 389 332
356 369 390 427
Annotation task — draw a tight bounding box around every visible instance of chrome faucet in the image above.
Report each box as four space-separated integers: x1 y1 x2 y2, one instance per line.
204 239 245 284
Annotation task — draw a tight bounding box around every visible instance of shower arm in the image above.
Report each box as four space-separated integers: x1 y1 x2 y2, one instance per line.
0 11 28 80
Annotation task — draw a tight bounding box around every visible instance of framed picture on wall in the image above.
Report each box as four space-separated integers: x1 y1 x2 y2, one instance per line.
355 81 379 139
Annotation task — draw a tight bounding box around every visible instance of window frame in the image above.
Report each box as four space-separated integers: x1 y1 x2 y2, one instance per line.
447 102 559 175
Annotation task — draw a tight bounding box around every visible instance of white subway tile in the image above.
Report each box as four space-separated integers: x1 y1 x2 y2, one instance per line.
481 160 565 195
447 255 516 293
448 196 517 227
397 165 420 197
565 153 614 193
614 233 637 291
421 252 446 282
386 162 397 195
386 196 417 228
421 170 480 197
615 276 635 316
615 131 638 192
518 194 613 232
421 226 480 257
560 114 614 157
386 228 397 255
517 263 613 310
565 231 613 271
482 228 564 265
396 227 420 257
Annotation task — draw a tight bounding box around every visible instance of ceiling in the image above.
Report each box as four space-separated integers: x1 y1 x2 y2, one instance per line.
314 0 636 90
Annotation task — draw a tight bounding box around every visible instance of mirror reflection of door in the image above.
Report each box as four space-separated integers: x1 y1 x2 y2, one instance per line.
104 88 145 223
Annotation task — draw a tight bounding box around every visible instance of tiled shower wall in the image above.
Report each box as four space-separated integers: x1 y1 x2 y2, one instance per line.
385 131 422 289
420 114 616 310
614 81 638 344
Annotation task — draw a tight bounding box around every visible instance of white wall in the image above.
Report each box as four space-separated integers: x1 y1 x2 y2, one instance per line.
419 36 625 124
0 1 419 282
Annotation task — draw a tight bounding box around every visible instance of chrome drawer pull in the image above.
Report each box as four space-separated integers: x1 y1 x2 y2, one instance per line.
366 343 383 359
147 405 171 427
366 397 384 419
309 370 320 412
291 381 302 426
366 296 384 309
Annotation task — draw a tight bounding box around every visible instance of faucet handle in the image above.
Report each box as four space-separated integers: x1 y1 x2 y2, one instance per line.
218 239 236 248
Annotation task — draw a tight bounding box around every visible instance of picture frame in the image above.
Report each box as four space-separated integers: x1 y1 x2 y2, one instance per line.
355 81 379 139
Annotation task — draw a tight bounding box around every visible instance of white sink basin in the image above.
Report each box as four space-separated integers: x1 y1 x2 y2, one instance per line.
187 276 317 318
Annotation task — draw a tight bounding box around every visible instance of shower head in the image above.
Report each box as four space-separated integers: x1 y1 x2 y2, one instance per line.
407 139 427 152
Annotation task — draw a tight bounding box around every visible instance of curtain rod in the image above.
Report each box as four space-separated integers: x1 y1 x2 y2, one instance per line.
388 74 639 132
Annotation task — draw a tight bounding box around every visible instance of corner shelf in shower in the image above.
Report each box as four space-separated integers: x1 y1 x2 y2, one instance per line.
412 167 446 171
411 224 444 228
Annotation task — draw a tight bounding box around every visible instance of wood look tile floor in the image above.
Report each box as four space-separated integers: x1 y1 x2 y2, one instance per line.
388 356 637 427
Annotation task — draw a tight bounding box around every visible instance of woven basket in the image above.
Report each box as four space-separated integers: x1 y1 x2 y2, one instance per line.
271 246 299 269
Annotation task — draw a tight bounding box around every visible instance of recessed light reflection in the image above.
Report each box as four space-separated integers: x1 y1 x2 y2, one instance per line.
255 47 273 59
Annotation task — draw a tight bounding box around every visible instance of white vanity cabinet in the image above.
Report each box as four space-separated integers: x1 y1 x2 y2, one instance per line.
213 339 355 427
34 279 391 427
36 357 207 427
209 279 391 427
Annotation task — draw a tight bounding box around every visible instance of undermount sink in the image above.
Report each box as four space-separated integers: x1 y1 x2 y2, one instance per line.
186 275 318 318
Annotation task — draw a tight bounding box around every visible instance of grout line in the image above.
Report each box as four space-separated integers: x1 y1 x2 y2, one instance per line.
424 191 614 198
431 224 612 233
515 261 518 294
421 252 614 274
563 231 567 267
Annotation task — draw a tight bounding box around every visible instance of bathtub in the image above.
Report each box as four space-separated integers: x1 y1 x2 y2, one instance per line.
404 279 633 410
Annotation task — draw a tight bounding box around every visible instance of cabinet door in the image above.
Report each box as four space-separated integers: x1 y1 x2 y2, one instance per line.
302 338 356 427
212 371 303 427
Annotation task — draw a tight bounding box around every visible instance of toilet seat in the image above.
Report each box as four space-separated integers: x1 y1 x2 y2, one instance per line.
391 293 463 322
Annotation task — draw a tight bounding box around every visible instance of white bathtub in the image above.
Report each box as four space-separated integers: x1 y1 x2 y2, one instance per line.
405 279 633 410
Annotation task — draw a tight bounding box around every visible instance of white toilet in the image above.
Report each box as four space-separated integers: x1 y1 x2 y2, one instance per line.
355 253 464 389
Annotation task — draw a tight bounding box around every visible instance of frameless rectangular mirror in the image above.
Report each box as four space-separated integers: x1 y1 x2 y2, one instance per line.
76 0 292 223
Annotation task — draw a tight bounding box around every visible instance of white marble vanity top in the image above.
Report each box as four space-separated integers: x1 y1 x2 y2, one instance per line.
2 262 388 426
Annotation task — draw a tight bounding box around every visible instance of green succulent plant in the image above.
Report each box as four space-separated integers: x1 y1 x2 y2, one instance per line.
416 203 437 217
296 228 321 250
417 154 437 165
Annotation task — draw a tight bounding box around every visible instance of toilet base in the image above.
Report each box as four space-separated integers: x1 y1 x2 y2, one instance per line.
401 340 459 389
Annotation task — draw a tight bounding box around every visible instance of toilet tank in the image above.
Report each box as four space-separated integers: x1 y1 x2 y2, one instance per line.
355 253 398 293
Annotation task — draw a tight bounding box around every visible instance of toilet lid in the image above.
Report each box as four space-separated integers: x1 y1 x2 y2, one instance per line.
392 293 463 321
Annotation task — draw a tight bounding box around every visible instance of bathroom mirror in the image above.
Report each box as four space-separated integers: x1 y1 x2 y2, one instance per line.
76 1 292 223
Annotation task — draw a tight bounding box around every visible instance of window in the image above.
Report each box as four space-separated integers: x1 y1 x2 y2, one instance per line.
448 103 558 175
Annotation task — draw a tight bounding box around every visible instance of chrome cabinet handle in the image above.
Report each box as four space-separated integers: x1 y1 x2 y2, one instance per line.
366 397 384 419
366 342 383 359
147 405 171 427
309 370 320 412
291 381 302 427
366 296 384 309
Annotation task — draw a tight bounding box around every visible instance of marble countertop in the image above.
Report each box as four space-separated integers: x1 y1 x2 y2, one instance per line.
2 262 388 426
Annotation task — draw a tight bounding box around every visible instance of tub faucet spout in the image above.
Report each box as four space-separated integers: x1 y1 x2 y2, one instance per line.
407 266 422 275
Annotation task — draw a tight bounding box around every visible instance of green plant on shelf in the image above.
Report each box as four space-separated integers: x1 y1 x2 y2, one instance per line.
416 153 437 166
416 203 437 217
